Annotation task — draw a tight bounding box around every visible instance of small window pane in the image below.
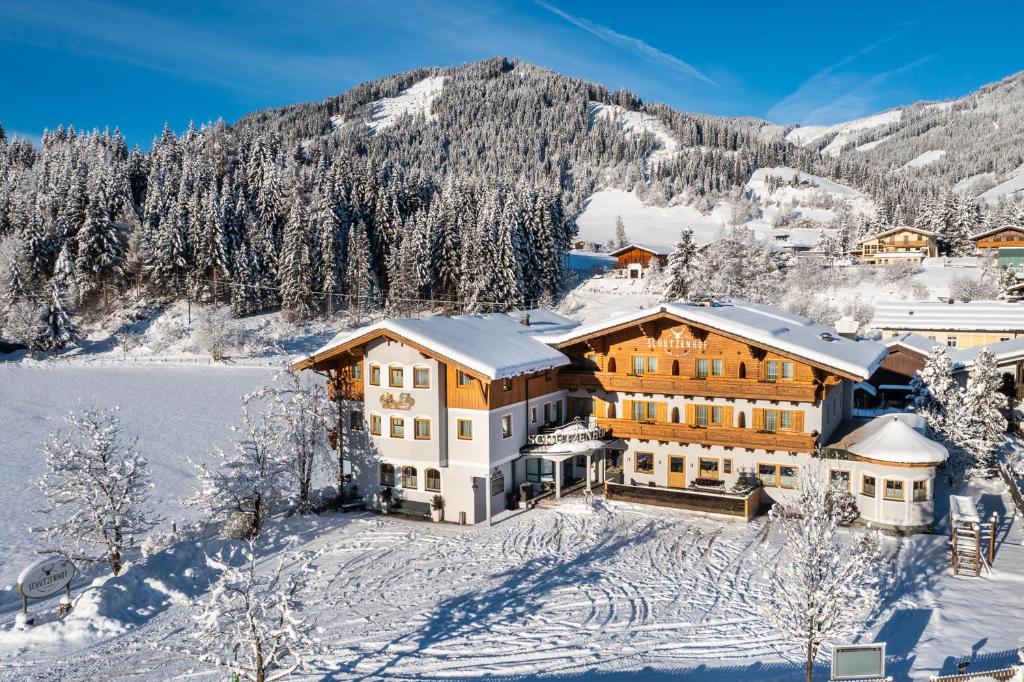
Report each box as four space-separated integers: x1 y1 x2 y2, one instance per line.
415 418 430 439
414 368 430 388
765 361 779 382
780 411 792 429
646 402 657 419
758 463 777 487
764 410 778 432
711 406 723 425
502 415 512 439
635 452 654 473
696 405 709 427
370 414 381 435
352 363 363 379
782 362 794 380
380 463 395 487
458 419 473 439
711 359 723 376
370 365 381 385
696 359 708 379
632 356 644 375
830 470 851 491
402 466 417 489
779 466 798 488
632 402 644 421
912 480 928 502
490 471 505 496
389 367 403 387
884 480 904 501
426 468 441 492
350 410 364 430
862 476 876 497
391 418 404 438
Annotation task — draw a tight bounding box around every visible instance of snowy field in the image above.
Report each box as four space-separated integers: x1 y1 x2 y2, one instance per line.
0 363 273 592
1 481 1021 681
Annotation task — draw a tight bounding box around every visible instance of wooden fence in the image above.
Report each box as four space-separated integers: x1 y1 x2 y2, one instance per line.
997 460 1024 518
929 665 1020 681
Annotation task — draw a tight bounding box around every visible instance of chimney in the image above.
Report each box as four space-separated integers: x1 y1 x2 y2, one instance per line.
834 316 859 340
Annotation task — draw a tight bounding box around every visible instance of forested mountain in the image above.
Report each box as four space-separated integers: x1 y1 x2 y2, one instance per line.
2 56 1024 343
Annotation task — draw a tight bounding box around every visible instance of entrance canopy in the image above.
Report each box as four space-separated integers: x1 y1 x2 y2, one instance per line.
519 418 625 460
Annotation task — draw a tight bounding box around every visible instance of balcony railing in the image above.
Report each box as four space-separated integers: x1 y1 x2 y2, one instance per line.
560 370 820 402
595 417 818 452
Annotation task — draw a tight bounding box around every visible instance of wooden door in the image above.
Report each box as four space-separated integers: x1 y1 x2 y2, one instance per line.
668 455 686 489
699 457 720 481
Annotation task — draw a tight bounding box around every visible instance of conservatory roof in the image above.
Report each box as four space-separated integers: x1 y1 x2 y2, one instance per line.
846 415 948 465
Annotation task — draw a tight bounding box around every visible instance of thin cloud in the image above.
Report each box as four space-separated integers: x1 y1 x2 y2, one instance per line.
535 0 717 88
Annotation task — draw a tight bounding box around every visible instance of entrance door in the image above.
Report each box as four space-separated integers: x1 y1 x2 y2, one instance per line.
668 455 686 488
698 457 720 481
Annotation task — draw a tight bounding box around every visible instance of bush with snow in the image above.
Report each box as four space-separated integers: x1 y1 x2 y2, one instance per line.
949 275 998 302
192 306 240 361
883 261 922 283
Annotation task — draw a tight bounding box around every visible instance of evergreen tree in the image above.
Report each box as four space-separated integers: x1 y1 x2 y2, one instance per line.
279 195 316 321
959 347 1007 473
613 215 628 249
344 219 375 319
663 228 697 302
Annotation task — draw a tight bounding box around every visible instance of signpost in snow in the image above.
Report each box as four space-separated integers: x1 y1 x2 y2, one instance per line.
831 643 888 681
16 556 76 617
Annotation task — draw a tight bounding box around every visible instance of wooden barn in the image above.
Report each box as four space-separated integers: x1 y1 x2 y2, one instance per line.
608 243 672 278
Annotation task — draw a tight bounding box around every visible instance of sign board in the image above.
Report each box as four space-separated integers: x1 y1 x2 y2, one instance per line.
832 643 885 680
527 425 607 446
17 557 76 599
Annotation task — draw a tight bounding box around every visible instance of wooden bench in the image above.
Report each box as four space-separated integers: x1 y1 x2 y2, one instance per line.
390 499 432 520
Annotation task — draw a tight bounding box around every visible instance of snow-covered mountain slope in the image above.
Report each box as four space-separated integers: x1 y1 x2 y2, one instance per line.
785 110 903 157
331 75 446 133
589 101 680 168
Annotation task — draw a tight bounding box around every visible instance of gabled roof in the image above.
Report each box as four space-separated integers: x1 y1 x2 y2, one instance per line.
872 300 1024 332
293 314 570 380
971 224 1024 241
542 299 887 380
948 337 1024 370
608 243 673 257
856 225 939 244
884 332 941 358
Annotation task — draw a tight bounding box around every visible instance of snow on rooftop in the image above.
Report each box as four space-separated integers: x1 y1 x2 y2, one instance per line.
885 332 940 356
546 299 887 380
505 308 581 334
301 313 570 380
608 243 673 257
872 300 1024 332
847 414 948 465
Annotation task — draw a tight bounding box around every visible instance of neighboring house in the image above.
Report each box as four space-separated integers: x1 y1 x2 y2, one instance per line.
862 332 938 407
972 225 1024 252
608 243 671 278
856 226 940 265
871 300 1024 349
295 300 950 531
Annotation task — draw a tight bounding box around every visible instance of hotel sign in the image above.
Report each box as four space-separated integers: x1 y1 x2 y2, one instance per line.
17 557 76 600
527 425 607 446
647 328 708 353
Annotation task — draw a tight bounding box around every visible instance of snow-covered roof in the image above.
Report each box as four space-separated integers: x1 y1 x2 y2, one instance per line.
884 332 940 356
949 337 1024 369
872 300 1024 332
847 414 948 465
505 309 581 334
296 314 570 380
971 224 1024 240
865 250 928 259
544 299 887 380
856 225 939 243
608 243 673 257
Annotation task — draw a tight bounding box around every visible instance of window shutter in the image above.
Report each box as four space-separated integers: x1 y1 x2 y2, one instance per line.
752 408 764 431
722 406 734 427
656 402 667 422
595 397 606 418
792 411 804 432
685 404 696 425
623 400 633 420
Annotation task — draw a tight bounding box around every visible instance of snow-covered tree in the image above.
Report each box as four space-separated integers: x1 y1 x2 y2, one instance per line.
756 465 884 682
188 541 323 682
663 228 697 302
246 368 334 513
33 282 80 352
192 305 239 361
613 215 628 249
959 347 1007 474
910 345 959 438
187 404 290 539
279 195 316 321
33 406 159 575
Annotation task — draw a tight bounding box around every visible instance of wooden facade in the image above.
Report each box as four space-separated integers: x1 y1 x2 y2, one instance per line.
974 226 1024 250
611 245 668 270
857 226 938 263
445 365 559 410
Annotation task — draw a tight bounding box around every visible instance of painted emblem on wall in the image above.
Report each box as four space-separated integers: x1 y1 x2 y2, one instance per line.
380 392 415 410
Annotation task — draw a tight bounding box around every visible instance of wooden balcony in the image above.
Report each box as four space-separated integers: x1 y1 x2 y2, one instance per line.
595 417 818 452
560 370 820 403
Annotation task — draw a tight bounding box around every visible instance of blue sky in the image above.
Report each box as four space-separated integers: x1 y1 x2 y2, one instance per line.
2 0 1022 147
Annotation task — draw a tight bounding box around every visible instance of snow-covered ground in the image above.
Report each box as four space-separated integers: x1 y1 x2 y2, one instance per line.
785 110 903 157
2 478 1021 681
331 76 446 134
904 149 947 169
589 102 680 168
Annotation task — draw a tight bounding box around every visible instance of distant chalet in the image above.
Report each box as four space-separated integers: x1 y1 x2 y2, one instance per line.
856 226 939 265
295 299 947 531
608 243 671 279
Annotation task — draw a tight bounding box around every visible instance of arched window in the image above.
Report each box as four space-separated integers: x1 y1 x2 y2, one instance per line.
737 412 746 428
671 407 680 423
738 362 747 379
402 466 418 489
606 403 616 418
425 468 441 492
672 360 679 376
380 463 395 487
607 357 617 373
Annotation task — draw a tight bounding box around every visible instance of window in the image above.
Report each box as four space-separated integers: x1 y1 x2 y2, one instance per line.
632 356 644 375
526 458 554 482
711 406 723 426
779 465 798 489
380 463 395 487
414 367 430 388
696 358 709 379
501 414 512 439
414 417 431 440
912 480 928 502
631 356 656 375
490 471 505 496
757 463 778 487
457 370 473 387
425 468 441 492
369 364 381 386
764 410 778 432
502 378 513 391
723 459 733 474
632 401 657 421
402 466 418 489
389 366 404 388
757 463 798 488
370 414 382 435
711 358 723 377
350 410 364 430
946 336 957 348
765 361 779 382
531 406 538 423
830 470 851 492
635 452 655 473
884 479 905 501
575 455 587 467
351 362 362 379
696 405 709 427
457 419 473 440
780 411 792 430
543 403 551 424
781 362 794 380
862 475 876 497
390 417 405 438
647 357 657 373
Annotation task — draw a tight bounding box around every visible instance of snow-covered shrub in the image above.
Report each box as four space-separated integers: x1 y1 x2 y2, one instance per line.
907 280 931 300
2 300 43 347
883 261 922 282
841 296 875 329
150 315 188 353
141 528 181 557
825 489 860 526
731 467 761 494
192 306 239 361
949 276 998 302
34 406 159 576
